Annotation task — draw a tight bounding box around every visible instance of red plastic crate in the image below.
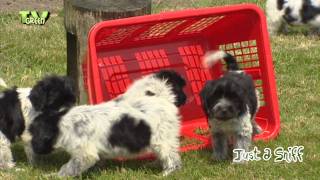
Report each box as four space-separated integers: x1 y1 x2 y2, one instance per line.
84 4 280 152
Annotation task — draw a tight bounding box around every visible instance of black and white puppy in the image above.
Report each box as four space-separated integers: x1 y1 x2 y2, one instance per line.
29 70 187 177
200 51 261 163
0 76 76 167
266 0 320 35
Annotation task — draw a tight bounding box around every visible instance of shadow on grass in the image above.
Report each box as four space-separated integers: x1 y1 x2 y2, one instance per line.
12 143 162 177
12 142 240 178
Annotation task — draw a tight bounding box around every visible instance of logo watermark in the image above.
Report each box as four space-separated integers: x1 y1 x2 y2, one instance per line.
19 11 50 25
233 146 304 163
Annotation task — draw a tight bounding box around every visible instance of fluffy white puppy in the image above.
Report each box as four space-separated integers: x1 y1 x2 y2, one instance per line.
0 76 76 167
29 70 187 177
266 0 320 35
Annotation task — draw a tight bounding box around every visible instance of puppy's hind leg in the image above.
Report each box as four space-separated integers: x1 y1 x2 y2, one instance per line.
212 132 229 161
58 153 99 177
153 143 182 176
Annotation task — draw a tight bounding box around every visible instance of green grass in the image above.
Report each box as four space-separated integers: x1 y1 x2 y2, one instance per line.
1 0 320 179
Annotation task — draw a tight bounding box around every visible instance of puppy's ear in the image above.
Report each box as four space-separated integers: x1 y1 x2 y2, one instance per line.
0 88 25 142
155 70 187 106
29 81 47 111
29 112 61 154
155 70 186 88
200 81 216 116
29 75 76 111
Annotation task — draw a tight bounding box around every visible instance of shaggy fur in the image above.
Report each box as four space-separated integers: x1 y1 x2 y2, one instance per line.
266 0 320 35
29 70 186 177
0 88 25 142
200 51 261 163
0 76 76 167
0 131 14 169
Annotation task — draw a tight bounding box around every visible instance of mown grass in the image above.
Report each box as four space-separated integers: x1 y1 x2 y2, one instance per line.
1 0 320 179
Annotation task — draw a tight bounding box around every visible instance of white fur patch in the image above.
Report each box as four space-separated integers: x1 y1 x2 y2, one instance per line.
0 131 15 169
210 107 253 137
203 50 227 68
0 78 7 88
16 88 39 143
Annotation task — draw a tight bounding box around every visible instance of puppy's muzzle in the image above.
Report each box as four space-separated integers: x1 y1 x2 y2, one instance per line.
212 104 235 121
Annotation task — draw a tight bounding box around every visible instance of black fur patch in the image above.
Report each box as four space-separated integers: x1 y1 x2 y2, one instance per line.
277 0 285 10
29 110 67 154
0 88 25 142
145 90 155 96
301 0 320 23
283 7 298 23
200 72 257 120
154 70 187 107
108 114 151 153
29 75 76 112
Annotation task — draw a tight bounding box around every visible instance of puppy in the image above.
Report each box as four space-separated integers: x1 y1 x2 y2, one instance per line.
29 70 187 177
266 0 320 35
200 51 261 163
0 76 76 167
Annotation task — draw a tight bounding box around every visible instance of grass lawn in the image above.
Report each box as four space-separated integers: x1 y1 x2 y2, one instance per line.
1 0 320 179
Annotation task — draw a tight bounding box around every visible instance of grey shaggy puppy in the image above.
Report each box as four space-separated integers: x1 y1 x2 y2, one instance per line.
29 70 187 177
266 0 320 35
200 51 261 163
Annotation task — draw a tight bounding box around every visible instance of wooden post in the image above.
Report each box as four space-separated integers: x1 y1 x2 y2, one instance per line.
64 0 151 104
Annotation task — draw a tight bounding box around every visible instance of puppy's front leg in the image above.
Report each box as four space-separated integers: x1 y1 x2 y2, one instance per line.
58 154 99 177
232 135 251 164
154 145 182 176
212 132 228 161
24 143 37 165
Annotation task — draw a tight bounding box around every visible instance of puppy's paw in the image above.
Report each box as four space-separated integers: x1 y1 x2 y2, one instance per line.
58 164 79 177
211 152 228 161
232 159 248 165
162 165 181 176
44 172 59 178
162 160 181 176
7 162 16 169
0 162 15 169
253 124 262 135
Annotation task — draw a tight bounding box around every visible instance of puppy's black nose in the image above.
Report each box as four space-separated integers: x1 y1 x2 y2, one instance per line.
214 105 234 120
216 105 231 113
221 108 228 115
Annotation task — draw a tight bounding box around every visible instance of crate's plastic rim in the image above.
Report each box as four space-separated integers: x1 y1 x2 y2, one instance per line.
86 4 280 141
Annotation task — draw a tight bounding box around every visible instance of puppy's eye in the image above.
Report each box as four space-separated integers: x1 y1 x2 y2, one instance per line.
145 90 155 96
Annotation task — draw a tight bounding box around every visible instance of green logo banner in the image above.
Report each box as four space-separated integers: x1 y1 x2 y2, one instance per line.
19 11 50 25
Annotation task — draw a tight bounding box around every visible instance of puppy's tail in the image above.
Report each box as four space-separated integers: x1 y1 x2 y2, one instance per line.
0 77 8 88
203 50 239 71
